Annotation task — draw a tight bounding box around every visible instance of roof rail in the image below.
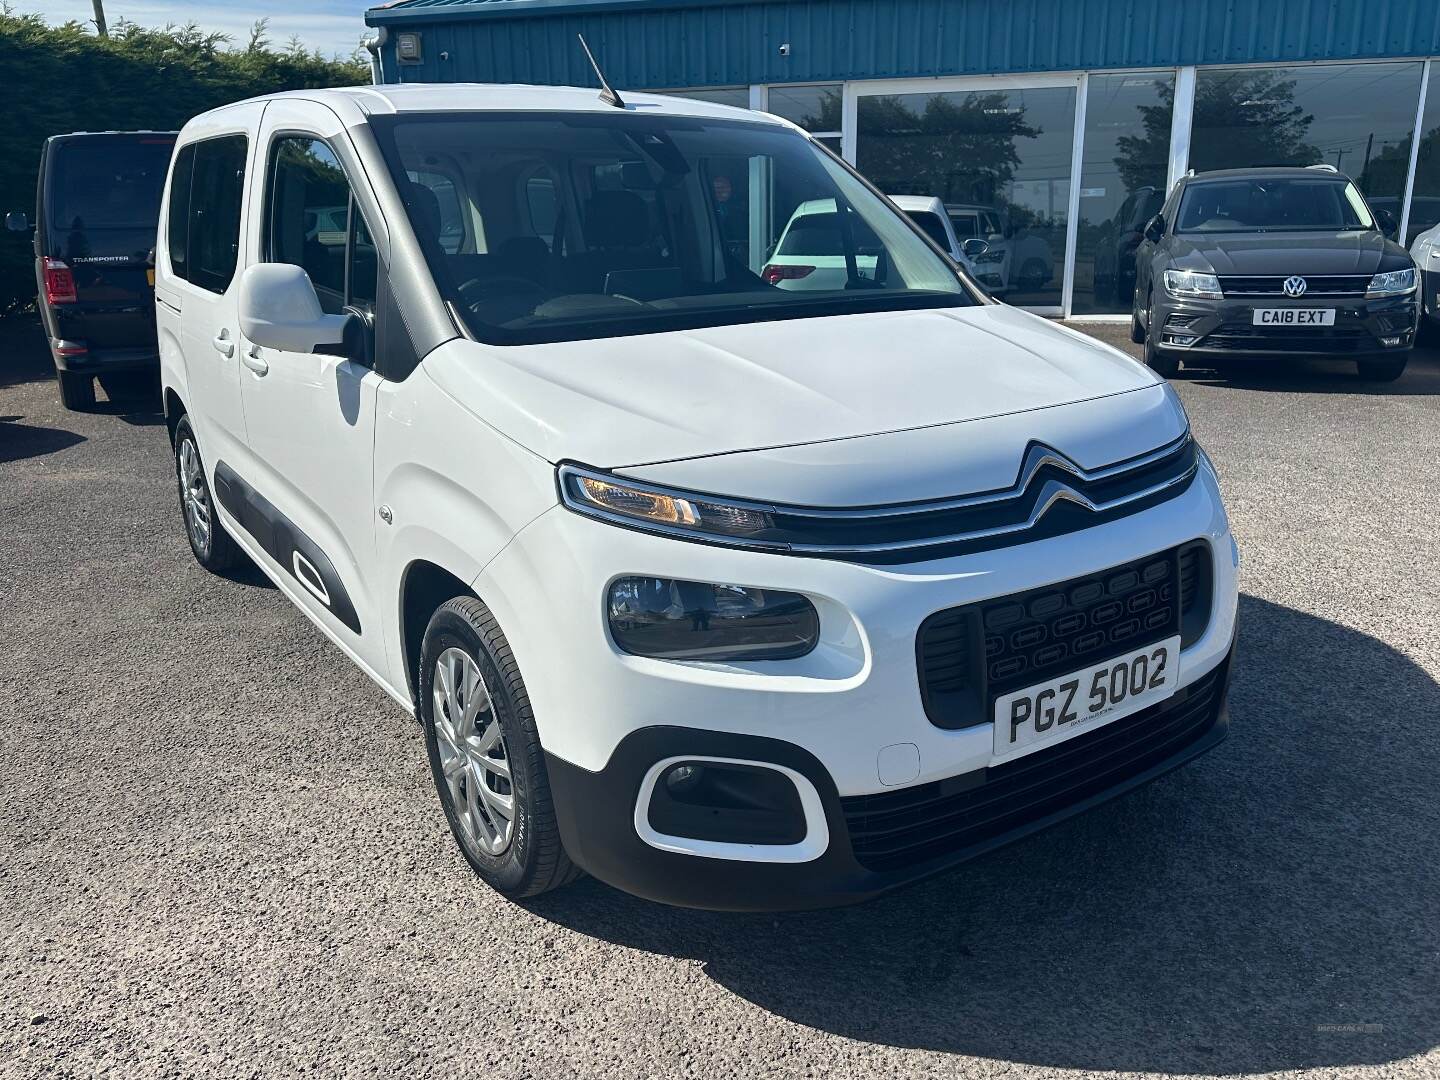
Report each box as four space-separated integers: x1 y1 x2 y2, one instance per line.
1305 163 1339 172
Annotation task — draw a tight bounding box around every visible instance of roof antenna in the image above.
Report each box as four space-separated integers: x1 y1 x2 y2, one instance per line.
578 34 626 109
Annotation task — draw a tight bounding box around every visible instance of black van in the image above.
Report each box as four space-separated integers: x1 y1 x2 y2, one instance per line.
7 131 176 409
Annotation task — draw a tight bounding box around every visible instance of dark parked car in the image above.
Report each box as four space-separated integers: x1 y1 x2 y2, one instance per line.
1130 166 1418 382
5 131 176 409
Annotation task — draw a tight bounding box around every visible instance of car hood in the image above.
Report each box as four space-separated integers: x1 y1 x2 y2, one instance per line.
424 305 1161 484
1167 229 1408 275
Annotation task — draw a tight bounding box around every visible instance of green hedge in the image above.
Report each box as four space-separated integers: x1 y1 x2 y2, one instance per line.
0 12 367 313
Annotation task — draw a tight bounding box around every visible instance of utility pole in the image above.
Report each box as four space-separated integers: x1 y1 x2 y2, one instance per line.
91 0 108 36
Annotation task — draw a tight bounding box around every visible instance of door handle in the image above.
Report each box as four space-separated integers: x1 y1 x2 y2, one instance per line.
241 345 269 377
211 330 235 358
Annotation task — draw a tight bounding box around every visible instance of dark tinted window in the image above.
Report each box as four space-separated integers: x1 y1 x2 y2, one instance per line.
1176 178 1374 232
166 143 196 281
906 210 951 250
266 136 378 320
187 135 248 293
775 209 882 256
49 138 174 230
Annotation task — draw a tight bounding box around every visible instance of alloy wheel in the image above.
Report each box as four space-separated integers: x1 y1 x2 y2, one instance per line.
432 646 515 856
178 437 212 554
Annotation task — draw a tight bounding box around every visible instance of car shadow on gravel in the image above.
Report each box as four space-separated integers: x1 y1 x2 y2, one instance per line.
528 594 1440 1075
0 415 85 463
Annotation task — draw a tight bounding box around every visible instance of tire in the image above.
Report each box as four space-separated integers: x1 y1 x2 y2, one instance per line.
419 596 580 899
1356 354 1408 382
57 370 95 411
1144 333 1181 378
1130 307 1146 344
173 415 245 573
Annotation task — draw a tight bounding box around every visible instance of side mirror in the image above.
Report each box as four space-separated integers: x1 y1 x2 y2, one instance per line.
961 238 989 259
238 263 350 355
5 211 28 232
1374 207 1398 238
1143 215 1165 243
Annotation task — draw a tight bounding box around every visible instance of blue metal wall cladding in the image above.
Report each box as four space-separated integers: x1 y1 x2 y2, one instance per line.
367 0 1440 87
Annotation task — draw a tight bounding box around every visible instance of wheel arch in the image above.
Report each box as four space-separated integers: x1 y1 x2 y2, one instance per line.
399 557 478 706
162 386 186 445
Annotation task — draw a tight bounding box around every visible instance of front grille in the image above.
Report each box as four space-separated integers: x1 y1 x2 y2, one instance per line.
1201 320 1373 353
1218 274 1369 297
917 542 1212 730
844 662 1227 873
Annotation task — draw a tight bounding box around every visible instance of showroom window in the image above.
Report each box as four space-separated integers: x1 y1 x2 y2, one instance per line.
1189 62 1425 238
1071 72 1175 315
856 85 1077 309
659 86 751 108
1402 66 1440 244
767 84 843 154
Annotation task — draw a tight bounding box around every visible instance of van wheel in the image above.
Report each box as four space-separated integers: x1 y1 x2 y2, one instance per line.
1144 334 1181 378
57 370 95 411
1356 355 1408 382
173 416 244 572
419 597 580 899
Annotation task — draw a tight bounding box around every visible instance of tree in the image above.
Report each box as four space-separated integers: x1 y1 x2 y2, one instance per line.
0 10 368 312
1115 71 1319 191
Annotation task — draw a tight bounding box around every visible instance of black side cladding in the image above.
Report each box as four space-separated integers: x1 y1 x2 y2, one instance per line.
212 461 362 634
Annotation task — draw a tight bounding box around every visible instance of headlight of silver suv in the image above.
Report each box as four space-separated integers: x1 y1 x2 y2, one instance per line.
1163 269 1223 300
1366 266 1417 298
559 464 783 549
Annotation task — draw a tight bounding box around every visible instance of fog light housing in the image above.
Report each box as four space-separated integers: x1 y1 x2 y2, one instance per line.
1381 335 1403 347
607 577 819 661
648 760 806 845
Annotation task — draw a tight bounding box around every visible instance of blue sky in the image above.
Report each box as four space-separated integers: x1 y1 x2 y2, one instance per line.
37 1 372 58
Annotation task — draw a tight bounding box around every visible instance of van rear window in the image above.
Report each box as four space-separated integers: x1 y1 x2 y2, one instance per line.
49 140 175 231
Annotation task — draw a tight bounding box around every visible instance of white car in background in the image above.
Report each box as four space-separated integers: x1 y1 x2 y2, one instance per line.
765 195 985 290
1409 219 1440 338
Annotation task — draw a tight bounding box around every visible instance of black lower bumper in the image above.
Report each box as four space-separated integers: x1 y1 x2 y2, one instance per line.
1422 268 1440 325
546 646 1234 911
52 343 160 374
1151 293 1417 358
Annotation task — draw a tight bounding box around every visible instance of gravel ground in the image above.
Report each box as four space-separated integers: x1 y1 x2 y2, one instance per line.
2 314 1438 1080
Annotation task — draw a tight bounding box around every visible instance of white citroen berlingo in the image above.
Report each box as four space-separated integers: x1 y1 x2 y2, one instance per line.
157 84 1238 911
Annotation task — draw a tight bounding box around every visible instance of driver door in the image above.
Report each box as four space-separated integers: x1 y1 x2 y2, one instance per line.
234 100 386 673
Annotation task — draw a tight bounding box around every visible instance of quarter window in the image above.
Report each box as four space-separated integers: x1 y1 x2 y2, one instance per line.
165 143 196 281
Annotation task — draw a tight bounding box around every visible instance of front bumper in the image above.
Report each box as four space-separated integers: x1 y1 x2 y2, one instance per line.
479 458 1239 909
1151 291 1418 358
549 646 1232 910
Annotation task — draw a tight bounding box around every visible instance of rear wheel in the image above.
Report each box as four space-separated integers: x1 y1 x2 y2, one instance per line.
419 596 580 899
1130 308 1146 345
173 415 244 572
1144 333 1181 378
56 370 95 411
1356 355 1408 382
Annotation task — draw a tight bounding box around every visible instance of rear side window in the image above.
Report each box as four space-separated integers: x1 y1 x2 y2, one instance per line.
166 144 196 280
168 135 248 293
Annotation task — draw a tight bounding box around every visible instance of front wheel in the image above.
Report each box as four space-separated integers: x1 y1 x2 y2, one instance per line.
1144 334 1181 378
419 596 580 899
1356 355 1408 382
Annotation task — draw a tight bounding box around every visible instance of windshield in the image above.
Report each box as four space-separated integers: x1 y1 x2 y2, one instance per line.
370 112 972 345
49 138 174 231
1176 178 1375 233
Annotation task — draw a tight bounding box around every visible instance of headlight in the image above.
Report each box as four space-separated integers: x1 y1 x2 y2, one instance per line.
607 577 819 661
1366 267 1416 297
1163 269 1223 299
559 464 782 549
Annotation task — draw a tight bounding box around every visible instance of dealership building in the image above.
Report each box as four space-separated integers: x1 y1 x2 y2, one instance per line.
364 0 1440 318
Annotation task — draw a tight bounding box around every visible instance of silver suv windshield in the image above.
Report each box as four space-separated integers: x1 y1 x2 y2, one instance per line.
369 111 973 345
1176 178 1376 233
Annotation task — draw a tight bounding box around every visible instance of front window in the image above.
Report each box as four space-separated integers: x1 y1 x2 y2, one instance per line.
1176 178 1376 233
370 112 972 345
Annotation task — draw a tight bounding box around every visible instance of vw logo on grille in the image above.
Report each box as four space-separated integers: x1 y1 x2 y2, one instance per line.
1283 275 1308 297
